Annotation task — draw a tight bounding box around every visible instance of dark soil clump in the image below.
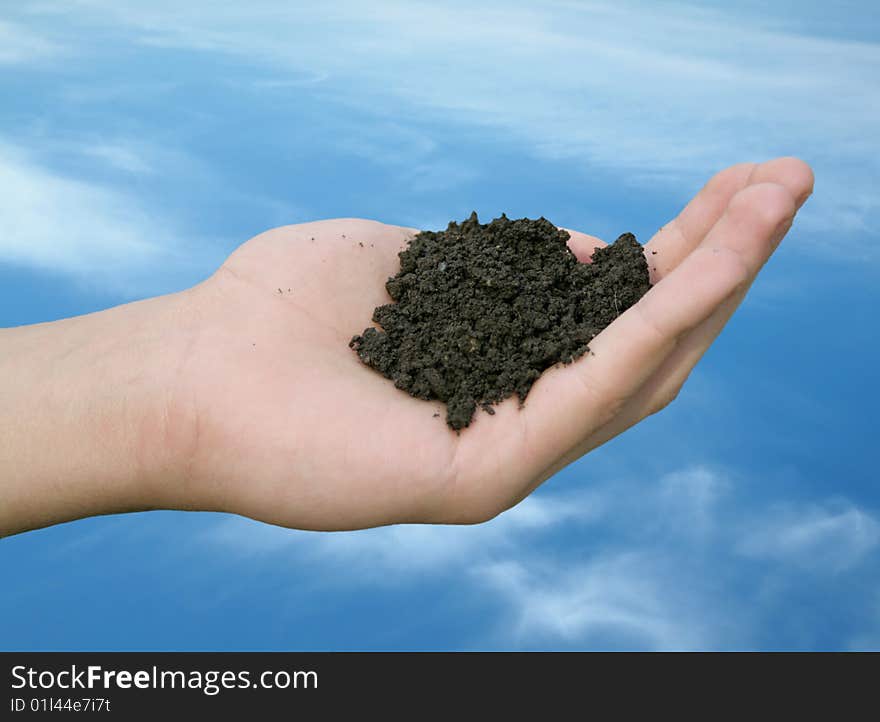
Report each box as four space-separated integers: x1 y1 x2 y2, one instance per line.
350 212 651 430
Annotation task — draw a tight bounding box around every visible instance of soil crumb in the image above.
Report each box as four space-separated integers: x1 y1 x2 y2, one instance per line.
350 212 651 430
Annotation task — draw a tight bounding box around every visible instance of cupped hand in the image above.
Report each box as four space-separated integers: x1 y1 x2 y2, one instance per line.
157 158 813 530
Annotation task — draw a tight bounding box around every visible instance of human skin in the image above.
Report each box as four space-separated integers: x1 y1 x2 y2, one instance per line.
0 158 814 537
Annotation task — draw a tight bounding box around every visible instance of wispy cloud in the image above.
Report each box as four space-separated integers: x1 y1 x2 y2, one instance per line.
0 139 205 295
204 489 605 573
478 554 722 650
28 0 880 256
200 464 880 649
738 502 880 572
77 142 155 175
0 19 62 65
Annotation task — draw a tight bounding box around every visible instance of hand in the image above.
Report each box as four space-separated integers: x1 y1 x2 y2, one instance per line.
151 156 813 529
0 158 813 536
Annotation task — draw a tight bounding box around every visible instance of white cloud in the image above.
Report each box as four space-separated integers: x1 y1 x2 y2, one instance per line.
738 502 880 572
478 554 719 650
78 142 155 175
204 488 606 573
202 480 732 648
199 463 880 649
31 0 880 255
0 140 204 294
0 19 61 65
318 120 479 194
651 465 730 539
0 142 158 270
42 136 207 179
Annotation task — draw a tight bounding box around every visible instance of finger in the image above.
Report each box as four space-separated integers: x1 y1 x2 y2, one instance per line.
442 242 750 522
749 156 814 208
532 182 799 484
524 182 793 473
602 185 800 428
559 227 607 263
619 166 811 422
645 162 757 281
630 287 749 417
464 246 748 512
535 288 750 485
647 157 813 281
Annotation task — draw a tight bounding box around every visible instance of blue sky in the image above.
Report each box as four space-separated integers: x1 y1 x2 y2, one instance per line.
0 0 878 650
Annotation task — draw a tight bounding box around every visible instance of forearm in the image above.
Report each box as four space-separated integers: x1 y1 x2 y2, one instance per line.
0 293 189 536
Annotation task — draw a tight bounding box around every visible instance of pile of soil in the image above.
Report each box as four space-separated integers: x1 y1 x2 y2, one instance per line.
350 212 651 430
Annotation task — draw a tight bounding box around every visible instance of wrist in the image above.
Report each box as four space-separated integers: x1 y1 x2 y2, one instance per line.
0 290 196 536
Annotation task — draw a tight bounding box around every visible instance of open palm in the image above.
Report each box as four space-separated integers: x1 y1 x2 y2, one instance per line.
166 158 813 530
